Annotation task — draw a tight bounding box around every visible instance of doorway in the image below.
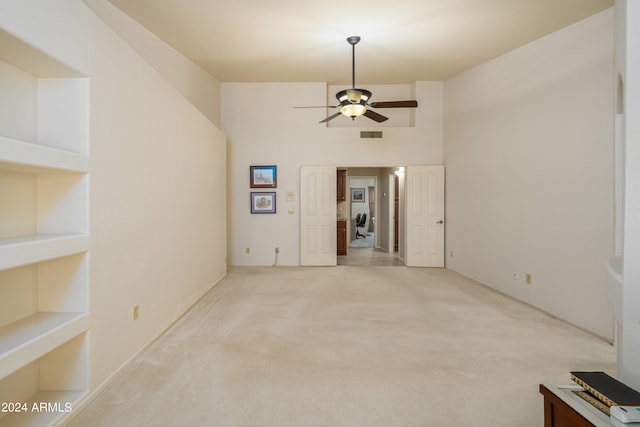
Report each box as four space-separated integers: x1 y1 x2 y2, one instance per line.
337 167 404 266
301 165 444 267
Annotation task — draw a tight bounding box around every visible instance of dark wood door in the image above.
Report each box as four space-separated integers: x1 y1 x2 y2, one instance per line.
337 220 347 255
337 170 346 202
394 175 399 252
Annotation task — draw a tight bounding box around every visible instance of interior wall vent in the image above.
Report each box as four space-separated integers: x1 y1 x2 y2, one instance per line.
360 131 383 139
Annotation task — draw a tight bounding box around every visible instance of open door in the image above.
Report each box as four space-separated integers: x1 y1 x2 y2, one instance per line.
405 165 445 267
300 166 337 266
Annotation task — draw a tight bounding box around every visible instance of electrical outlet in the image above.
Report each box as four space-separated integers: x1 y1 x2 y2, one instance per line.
133 305 139 320
513 273 519 281
450 251 454 258
526 274 532 285
275 247 280 254
246 247 250 254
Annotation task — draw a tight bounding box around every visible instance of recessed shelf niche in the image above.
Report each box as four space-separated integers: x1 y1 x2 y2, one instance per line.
0 27 90 426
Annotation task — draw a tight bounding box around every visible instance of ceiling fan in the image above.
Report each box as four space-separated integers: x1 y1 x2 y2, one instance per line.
295 36 418 123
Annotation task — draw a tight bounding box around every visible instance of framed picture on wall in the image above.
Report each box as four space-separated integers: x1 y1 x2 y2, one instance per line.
351 188 365 202
251 192 276 214
250 165 277 188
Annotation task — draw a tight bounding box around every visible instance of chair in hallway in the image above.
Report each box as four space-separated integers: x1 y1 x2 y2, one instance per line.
355 213 367 239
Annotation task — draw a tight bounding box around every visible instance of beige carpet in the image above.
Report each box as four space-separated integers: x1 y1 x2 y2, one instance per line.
66 266 616 426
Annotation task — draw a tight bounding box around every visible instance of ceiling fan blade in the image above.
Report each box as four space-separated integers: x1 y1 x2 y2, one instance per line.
363 109 388 123
369 100 418 108
319 112 343 123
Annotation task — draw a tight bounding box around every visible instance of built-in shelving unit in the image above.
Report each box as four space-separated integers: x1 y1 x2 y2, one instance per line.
0 28 89 426
0 136 89 173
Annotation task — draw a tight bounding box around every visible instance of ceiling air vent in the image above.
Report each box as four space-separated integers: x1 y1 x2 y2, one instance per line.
360 131 383 139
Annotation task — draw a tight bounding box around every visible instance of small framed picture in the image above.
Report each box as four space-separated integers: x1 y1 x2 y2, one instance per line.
250 165 277 188
251 192 276 214
351 188 365 202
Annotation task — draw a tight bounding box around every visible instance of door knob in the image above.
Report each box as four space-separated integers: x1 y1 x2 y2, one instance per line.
436 220 444 224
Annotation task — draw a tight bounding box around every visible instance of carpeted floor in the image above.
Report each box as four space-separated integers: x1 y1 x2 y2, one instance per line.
65 266 616 427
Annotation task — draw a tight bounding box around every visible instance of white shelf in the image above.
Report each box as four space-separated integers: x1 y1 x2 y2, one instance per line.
0 312 89 381
0 29 84 78
0 135 89 173
0 234 89 271
0 24 90 426
0 389 87 427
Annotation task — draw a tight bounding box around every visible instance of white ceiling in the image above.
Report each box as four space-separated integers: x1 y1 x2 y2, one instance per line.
107 0 612 85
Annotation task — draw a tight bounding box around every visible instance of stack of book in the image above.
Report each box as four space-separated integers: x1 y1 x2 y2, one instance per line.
571 371 640 416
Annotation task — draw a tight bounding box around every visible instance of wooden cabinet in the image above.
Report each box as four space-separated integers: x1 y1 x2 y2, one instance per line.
337 220 347 255
337 169 347 202
337 170 347 254
539 384 611 427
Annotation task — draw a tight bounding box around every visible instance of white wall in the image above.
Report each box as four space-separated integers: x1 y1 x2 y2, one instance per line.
616 0 640 390
444 10 615 339
87 8 227 388
83 0 221 127
0 0 228 400
222 81 443 266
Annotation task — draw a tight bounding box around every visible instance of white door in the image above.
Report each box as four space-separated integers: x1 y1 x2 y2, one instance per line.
300 166 337 266
405 165 445 267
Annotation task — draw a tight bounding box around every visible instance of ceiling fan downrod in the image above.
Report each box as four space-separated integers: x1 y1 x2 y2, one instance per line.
347 36 360 90
342 36 368 112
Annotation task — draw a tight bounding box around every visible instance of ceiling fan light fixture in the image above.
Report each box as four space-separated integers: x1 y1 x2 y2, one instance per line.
346 88 361 103
337 88 371 104
340 103 367 117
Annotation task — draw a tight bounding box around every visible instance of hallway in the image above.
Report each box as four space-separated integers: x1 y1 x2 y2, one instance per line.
338 232 403 266
338 247 403 266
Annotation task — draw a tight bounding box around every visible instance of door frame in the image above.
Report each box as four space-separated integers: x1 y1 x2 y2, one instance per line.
300 165 444 267
348 174 378 249
394 173 400 253
335 166 405 264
